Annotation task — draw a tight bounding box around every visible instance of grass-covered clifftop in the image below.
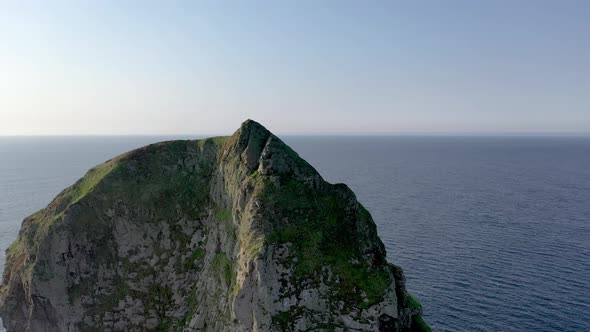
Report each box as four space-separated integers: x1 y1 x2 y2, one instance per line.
1 119 429 332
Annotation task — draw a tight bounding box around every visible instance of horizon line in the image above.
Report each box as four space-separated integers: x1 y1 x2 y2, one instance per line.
1 132 590 138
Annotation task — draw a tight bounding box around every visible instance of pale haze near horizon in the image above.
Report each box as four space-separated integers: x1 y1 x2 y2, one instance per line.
1 1 589 136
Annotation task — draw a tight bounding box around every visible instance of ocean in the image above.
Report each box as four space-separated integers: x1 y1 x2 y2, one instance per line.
1 136 589 331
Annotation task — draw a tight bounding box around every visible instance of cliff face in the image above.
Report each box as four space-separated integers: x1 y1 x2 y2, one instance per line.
0 120 428 332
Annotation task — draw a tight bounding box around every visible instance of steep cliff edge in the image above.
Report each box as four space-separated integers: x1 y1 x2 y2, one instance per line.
0 120 429 331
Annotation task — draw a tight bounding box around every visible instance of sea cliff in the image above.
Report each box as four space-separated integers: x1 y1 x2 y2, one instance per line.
0 120 429 331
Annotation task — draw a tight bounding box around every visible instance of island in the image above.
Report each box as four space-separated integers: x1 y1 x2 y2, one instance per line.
0 120 429 331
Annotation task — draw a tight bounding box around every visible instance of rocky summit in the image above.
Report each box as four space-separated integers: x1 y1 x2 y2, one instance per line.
0 120 429 332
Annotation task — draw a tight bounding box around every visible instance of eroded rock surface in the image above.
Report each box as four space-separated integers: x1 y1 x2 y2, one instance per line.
0 120 429 331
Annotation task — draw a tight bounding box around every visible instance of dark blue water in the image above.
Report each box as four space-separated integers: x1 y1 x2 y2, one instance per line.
1 136 589 331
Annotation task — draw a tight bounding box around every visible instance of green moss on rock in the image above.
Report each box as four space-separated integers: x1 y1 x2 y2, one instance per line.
412 315 432 332
211 252 234 286
262 178 390 307
405 292 422 311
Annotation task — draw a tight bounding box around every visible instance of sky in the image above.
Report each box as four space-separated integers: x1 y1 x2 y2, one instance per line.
1 1 589 135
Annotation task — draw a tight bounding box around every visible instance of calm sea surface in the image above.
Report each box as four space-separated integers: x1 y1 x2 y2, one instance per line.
0 136 589 331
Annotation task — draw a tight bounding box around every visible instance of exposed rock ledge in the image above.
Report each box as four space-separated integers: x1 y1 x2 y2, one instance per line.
0 120 430 332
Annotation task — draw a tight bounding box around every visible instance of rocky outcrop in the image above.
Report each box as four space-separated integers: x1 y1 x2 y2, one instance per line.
0 120 429 331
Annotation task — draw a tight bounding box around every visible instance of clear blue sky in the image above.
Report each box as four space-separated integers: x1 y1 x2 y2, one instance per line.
1 1 589 135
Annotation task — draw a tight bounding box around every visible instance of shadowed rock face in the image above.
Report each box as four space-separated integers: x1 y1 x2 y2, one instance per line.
0 120 428 332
